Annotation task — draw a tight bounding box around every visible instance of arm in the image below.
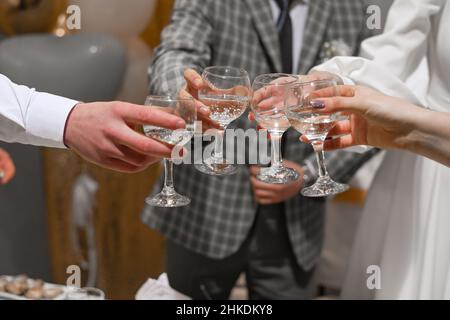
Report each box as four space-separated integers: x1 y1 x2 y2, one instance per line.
407 110 450 167
0 73 186 173
0 73 76 148
311 85 450 168
148 0 214 95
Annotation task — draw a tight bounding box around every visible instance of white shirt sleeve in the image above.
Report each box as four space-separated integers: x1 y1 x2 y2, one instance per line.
0 73 78 148
311 0 443 107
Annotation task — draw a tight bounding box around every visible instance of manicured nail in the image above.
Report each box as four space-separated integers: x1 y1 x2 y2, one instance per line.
311 100 325 109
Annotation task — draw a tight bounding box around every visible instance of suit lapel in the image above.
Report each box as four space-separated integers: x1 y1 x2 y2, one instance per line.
244 0 282 73
298 0 332 74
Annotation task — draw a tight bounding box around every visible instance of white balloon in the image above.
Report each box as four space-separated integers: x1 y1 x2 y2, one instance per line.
116 37 153 104
69 0 157 38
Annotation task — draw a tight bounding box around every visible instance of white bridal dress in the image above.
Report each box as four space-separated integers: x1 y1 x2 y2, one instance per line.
314 0 450 299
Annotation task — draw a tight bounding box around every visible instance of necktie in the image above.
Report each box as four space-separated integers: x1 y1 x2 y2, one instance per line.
275 0 293 74
274 0 294 157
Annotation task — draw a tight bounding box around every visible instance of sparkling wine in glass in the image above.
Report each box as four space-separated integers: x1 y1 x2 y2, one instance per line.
195 66 251 176
285 79 349 197
144 96 196 207
251 73 300 184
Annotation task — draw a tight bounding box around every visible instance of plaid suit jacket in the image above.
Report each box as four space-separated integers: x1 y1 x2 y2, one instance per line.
143 0 376 270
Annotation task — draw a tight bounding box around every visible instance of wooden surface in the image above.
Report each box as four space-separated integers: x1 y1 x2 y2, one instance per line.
43 0 174 300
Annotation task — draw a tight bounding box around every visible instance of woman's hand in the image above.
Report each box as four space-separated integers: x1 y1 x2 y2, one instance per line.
0 148 16 184
304 85 425 151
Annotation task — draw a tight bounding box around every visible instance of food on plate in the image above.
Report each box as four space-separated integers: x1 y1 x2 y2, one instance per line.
0 275 65 300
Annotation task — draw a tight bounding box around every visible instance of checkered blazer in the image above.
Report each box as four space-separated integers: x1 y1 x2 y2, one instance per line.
143 0 376 270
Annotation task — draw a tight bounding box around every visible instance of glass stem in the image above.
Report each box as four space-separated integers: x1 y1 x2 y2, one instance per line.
213 129 225 163
270 132 283 169
162 158 175 194
312 140 329 178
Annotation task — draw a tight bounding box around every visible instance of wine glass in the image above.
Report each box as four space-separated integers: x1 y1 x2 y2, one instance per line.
251 73 299 184
143 96 197 207
194 66 251 176
285 79 349 197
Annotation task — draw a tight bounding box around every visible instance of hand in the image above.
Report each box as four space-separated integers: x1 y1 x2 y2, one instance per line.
0 148 16 184
180 69 222 131
249 161 303 205
248 72 340 128
302 85 422 150
64 101 187 173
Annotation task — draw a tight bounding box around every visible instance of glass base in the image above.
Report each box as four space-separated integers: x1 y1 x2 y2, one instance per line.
257 166 300 185
195 156 238 176
145 188 191 208
301 176 349 197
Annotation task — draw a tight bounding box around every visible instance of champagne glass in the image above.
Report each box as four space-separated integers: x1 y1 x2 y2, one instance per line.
285 79 349 197
143 96 197 207
251 73 299 184
195 66 251 176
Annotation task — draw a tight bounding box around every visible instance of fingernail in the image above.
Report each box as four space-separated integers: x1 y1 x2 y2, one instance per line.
177 120 186 127
311 100 325 109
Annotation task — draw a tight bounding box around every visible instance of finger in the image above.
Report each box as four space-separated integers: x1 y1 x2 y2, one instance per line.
120 103 186 129
327 120 352 136
112 145 160 167
178 89 211 118
102 158 144 173
184 69 204 90
250 176 282 191
323 135 356 150
254 197 277 205
253 189 276 199
110 126 174 158
249 166 260 177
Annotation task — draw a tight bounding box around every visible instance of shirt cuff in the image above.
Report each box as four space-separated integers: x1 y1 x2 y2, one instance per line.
27 92 79 149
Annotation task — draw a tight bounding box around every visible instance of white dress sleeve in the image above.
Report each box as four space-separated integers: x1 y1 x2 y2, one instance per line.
312 0 443 106
0 73 78 148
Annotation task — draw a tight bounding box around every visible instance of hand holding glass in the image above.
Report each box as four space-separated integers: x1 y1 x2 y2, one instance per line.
195 66 251 176
143 96 196 207
251 73 299 184
285 79 349 197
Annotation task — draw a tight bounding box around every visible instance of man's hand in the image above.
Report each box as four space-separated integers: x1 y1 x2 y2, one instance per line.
249 161 303 205
180 69 221 131
0 148 16 184
64 101 187 173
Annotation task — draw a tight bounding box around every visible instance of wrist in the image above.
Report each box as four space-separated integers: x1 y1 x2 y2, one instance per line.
398 107 432 153
63 103 83 149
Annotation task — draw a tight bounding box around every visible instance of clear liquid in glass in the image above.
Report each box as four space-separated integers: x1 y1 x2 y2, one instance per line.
199 94 248 128
288 113 337 141
143 124 195 146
